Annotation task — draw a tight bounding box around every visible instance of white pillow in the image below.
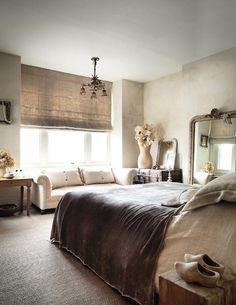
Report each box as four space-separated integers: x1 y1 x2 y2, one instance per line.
81 168 115 185
42 169 83 189
179 187 200 204
183 172 236 211
65 170 83 186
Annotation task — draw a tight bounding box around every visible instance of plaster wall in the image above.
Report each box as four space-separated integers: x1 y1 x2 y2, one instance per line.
144 47 236 182
122 80 144 168
110 80 123 168
144 72 184 169
0 52 21 203
111 79 144 168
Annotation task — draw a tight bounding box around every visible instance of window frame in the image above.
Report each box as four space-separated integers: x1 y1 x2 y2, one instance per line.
20 127 111 168
210 142 236 175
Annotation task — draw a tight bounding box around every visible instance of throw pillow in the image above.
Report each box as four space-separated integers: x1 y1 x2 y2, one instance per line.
65 169 83 186
183 172 236 211
81 168 115 185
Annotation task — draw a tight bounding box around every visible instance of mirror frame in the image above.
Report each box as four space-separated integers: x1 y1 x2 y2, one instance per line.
156 138 177 170
189 108 236 184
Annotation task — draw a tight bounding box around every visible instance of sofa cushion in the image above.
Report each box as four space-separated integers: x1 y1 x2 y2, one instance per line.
81 168 115 185
65 170 83 186
51 183 120 197
42 169 83 189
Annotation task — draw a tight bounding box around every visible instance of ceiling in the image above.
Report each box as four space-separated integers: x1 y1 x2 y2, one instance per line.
0 0 236 82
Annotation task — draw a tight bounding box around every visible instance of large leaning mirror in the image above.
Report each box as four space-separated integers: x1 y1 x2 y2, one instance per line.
189 108 236 184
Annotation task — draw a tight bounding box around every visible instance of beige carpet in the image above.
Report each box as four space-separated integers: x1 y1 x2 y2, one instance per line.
0 208 139 305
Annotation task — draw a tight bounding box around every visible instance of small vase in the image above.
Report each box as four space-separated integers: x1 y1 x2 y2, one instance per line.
0 168 6 178
137 143 153 169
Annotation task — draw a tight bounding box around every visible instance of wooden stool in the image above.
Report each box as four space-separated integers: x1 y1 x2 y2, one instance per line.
159 269 236 305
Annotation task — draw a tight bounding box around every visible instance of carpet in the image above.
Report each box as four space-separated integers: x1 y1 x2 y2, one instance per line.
0 208 139 305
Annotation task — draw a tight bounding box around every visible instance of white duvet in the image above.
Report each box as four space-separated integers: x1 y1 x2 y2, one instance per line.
155 199 236 289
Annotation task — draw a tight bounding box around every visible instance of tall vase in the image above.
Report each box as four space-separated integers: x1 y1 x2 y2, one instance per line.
0 168 6 178
137 143 153 169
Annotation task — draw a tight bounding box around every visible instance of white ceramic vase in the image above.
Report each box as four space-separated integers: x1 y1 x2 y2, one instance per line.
137 143 153 169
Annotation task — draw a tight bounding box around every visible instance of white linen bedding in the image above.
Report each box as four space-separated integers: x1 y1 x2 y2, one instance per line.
51 182 191 305
51 170 236 303
155 197 236 290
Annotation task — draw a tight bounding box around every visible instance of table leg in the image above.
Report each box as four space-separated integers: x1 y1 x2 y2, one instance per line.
20 186 24 214
26 186 31 216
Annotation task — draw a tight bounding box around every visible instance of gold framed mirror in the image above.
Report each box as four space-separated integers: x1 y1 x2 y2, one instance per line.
189 109 236 184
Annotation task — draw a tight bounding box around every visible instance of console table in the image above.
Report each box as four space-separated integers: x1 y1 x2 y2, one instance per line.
133 169 183 184
0 177 33 216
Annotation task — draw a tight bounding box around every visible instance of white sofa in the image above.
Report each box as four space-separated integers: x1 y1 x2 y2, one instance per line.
31 167 137 213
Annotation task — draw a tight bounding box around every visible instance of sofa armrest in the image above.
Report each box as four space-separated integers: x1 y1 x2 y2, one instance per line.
112 168 137 185
31 174 52 209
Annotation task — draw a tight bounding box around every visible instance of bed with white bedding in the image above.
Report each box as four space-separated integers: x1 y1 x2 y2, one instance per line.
51 172 236 305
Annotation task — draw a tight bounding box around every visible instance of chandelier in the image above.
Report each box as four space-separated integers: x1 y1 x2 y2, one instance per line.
80 57 107 99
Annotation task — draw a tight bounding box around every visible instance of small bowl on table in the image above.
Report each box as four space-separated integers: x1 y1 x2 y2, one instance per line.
3 173 15 179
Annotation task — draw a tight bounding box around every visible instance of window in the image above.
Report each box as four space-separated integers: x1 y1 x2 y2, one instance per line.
217 144 233 171
20 128 40 164
48 130 84 163
91 132 109 162
211 143 235 173
20 128 110 167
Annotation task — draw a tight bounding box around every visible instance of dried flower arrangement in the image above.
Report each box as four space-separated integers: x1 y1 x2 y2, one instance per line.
202 161 214 173
135 123 155 147
0 150 15 169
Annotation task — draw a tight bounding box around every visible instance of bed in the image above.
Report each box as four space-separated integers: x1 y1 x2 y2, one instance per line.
50 172 236 305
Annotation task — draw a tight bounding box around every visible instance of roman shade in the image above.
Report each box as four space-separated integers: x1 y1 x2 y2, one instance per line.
21 65 112 130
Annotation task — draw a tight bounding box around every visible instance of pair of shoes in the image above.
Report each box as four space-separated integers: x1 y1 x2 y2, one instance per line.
184 253 224 276
175 253 224 288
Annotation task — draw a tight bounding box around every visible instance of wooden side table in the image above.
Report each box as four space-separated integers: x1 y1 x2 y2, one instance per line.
159 269 236 305
0 177 33 216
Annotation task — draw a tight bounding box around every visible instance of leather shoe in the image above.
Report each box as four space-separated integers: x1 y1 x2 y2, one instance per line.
175 261 220 287
184 253 224 276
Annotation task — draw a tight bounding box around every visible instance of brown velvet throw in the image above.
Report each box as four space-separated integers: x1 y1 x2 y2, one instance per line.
51 183 190 305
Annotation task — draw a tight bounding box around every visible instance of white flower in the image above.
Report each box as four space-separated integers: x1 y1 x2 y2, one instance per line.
0 150 15 169
135 123 155 147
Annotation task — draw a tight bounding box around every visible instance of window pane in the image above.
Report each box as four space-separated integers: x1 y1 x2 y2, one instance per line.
20 128 40 163
217 144 233 170
20 128 110 166
91 132 108 162
48 130 84 163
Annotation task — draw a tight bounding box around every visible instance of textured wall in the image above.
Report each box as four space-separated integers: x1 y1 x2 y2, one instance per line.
122 80 144 168
111 79 144 168
144 72 184 170
0 52 21 203
144 47 236 182
110 80 123 167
